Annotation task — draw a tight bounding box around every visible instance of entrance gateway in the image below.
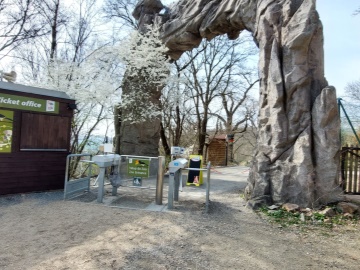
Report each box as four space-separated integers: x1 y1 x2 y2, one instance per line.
64 153 212 211
64 154 166 204
120 0 342 208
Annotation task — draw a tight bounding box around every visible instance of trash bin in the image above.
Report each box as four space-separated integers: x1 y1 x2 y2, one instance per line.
186 155 203 186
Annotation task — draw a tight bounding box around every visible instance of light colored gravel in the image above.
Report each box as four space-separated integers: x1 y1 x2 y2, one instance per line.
0 166 359 269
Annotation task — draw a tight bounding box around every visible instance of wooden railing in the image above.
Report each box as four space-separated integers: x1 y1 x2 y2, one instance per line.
340 146 360 194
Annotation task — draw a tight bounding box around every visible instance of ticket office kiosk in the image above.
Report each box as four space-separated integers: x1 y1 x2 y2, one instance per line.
0 82 75 195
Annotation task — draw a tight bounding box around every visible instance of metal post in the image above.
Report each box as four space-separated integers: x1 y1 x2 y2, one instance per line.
338 98 342 144
174 169 180 201
225 142 228 166
112 186 117 196
168 171 175 209
111 164 119 196
88 160 92 192
97 167 106 203
206 162 211 213
63 155 71 199
155 156 165 205
338 98 360 145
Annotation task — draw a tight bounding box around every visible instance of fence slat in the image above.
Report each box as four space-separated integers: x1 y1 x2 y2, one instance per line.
355 148 359 193
348 149 354 192
353 148 359 193
340 146 360 194
340 150 346 191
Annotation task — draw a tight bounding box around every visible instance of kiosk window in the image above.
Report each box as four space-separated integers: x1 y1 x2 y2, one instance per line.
20 113 70 151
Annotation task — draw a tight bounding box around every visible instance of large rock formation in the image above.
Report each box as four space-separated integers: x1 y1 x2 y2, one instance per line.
119 0 165 157
124 0 341 207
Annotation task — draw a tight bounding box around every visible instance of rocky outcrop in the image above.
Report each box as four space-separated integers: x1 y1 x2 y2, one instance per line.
120 70 162 157
119 0 165 157
126 0 341 207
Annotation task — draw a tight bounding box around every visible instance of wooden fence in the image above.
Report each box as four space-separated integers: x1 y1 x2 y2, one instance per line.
340 146 360 194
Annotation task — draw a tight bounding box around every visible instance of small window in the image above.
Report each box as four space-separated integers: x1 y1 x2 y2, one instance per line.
20 113 70 151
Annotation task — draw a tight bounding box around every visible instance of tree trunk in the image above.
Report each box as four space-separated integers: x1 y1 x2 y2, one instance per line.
228 141 234 163
50 0 60 60
114 105 121 154
173 105 182 146
160 121 171 156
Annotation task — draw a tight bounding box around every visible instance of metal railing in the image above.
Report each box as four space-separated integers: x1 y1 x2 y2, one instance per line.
64 153 93 199
168 161 211 213
64 153 166 206
112 155 165 205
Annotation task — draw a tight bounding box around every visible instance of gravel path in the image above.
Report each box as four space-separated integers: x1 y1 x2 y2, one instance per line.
0 166 359 269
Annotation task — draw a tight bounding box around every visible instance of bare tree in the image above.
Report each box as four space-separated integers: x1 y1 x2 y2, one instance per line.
345 79 360 101
7 0 122 174
354 7 360 15
10 0 69 81
0 0 49 59
103 0 138 30
64 0 105 63
342 79 360 145
102 0 139 155
217 93 258 162
159 47 206 157
32 0 68 60
182 35 258 156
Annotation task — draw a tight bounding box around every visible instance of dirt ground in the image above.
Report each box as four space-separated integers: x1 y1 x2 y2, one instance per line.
0 166 359 270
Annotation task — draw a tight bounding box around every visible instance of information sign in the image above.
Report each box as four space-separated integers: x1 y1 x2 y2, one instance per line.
128 158 150 178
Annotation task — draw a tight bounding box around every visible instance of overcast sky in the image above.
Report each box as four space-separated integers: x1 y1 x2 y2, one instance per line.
162 0 360 97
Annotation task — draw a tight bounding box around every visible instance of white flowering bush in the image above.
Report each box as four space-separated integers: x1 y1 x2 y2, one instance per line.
116 25 171 123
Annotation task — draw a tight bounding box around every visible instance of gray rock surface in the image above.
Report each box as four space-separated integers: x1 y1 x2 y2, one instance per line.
125 0 341 207
119 0 165 157
120 69 163 157
337 202 359 214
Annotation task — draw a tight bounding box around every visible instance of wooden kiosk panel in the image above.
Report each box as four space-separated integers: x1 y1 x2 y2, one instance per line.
20 113 70 150
0 81 75 195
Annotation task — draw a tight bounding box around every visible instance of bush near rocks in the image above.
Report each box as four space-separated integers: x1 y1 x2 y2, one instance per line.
258 201 360 228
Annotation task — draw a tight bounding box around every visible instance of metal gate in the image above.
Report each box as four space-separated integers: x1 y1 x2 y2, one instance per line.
340 146 360 194
64 154 93 199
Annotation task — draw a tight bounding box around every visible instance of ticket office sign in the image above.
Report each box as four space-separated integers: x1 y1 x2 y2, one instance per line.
0 93 59 114
0 109 13 153
128 158 150 178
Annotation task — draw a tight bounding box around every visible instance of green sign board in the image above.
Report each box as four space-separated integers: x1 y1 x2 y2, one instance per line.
0 93 59 114
128 158 150 178
0 109 13 153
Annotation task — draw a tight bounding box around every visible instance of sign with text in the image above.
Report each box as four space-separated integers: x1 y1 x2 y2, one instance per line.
0 93 59 114
133 177 142 186
128 158 150 178
0 109 13 153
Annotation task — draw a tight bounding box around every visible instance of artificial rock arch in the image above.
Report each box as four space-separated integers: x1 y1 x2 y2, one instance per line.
121 0 341 208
